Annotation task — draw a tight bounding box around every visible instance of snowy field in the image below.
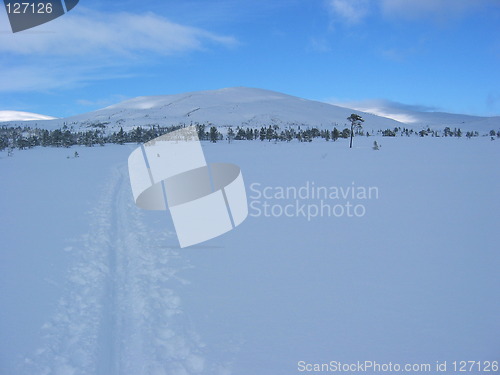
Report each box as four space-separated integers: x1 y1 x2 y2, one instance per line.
1 136 499 375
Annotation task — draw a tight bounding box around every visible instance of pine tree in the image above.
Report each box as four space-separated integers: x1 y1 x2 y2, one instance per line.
236 127 246 140
0 135 8 151
266 125 274 141
209 126 219 143
51 129 63 147
341 128 350 139
245 128 253 140
332 127 340 141
117 127 126 145
347 114 364 148
41 129 50 146
259 127 266 141
325 130 331 141
196 124 206 141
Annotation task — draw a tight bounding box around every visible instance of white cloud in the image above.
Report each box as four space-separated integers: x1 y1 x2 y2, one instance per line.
0 8 237 92
326 0 370 24
0 62 133 92
328 98 437 124
0 111 57 122
325 0 497 25
0 9 236 57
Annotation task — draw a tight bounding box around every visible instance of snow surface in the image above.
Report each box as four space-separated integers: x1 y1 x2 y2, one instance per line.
1 88 497 133
0 111 56 122
1 136 499 375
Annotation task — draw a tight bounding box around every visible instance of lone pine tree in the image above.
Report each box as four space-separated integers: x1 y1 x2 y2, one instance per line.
347 114 364 149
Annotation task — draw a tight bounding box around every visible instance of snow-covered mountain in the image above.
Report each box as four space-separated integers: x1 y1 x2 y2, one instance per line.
2 87 403 132
0 110 56 122
1 87 498 132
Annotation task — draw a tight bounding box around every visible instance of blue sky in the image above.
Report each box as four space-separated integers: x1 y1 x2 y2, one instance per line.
0 0 499 118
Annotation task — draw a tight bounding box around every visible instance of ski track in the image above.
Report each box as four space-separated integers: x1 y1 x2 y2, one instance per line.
20 163 221 375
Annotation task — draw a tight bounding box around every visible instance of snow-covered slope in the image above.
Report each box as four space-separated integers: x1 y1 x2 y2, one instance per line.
0 110 56 122
338 99 500 130
1 87 498 132
23 87 405 132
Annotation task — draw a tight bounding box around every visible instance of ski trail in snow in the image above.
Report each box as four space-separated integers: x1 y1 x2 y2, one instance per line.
21 162 219 375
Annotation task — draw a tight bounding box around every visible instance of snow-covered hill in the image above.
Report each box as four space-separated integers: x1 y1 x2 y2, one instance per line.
0 110 56 122
1 87 498 132
338 99 500 130
1 88 403 132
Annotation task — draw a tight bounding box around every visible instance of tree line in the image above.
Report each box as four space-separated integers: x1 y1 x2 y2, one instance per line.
1 123 498 153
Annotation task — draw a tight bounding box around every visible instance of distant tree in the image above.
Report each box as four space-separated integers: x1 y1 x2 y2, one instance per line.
324 129 331 141
60 129 75 147
347 114 364 148
259 127 266 141
254 128 259 140
17 137 29 150
227 127 235 143
40 129 50 146
235 127 246 140
96 130 105 146
332 127 340 141
51 129 63 147
302 130 313 142
382 129 396 137
245 128 254 140
266 125 274 141
196 124 206 140
341 128 350 139
131 127 144 143
116 127 126 145
0 135 8 151
209 126 219 143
